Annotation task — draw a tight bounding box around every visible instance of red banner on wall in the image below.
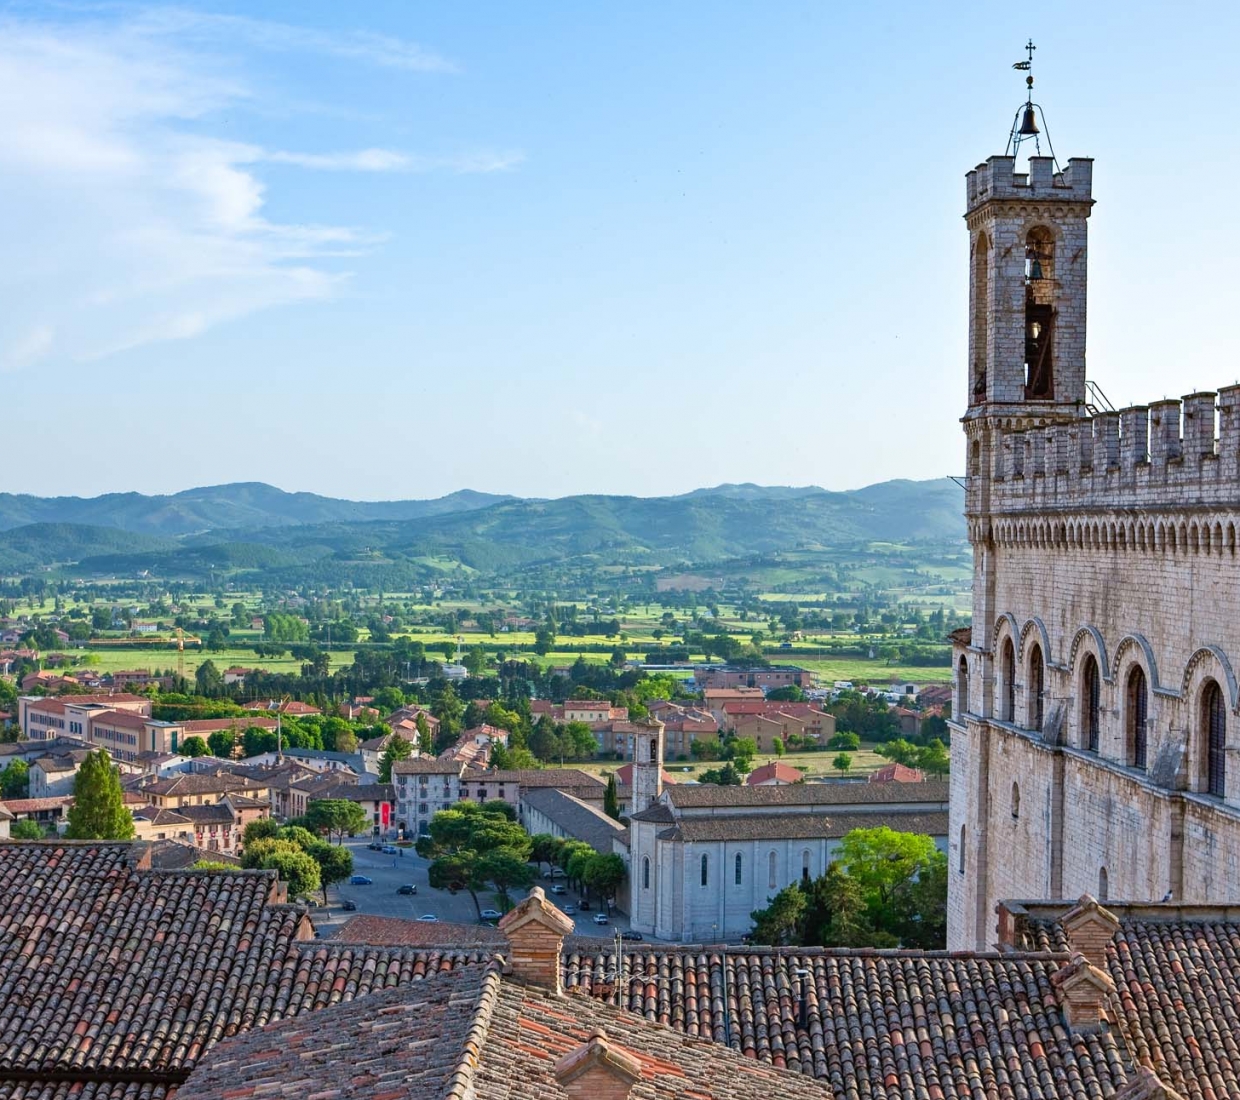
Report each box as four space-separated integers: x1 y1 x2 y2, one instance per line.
381 801 391 827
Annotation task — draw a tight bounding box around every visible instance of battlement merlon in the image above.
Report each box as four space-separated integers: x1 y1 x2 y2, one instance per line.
967 385 1240 517
966 155 1095 214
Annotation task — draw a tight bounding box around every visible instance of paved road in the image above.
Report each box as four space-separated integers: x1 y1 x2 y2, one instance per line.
311 837 633 942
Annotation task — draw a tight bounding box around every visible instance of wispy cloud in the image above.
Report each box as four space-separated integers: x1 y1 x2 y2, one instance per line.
0 7 517 371
127 7 460 73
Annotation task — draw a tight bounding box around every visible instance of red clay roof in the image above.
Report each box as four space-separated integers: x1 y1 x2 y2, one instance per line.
745 761 804 785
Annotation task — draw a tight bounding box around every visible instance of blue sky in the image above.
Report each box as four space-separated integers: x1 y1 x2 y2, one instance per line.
3 1 1238 500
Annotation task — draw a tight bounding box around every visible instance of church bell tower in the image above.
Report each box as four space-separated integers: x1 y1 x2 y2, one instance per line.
630 718 665 817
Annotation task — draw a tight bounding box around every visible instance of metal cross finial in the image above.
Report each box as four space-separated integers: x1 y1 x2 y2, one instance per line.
1025 38 1036 64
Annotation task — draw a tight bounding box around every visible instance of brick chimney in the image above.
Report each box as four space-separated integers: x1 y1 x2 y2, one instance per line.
553 1027 643 1100
498 885 575 993
1115 1067 1187 1100
1051 952 1116 1032
1060 893 1120 969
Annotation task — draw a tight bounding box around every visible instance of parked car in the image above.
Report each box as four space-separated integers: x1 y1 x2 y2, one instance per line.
619 930 643 941
547 868 566 878
479 909 502 920
417 914 439 922
349 875 373 886
593 913 610 925
381 845 399 855
550 884 568 895
561 904 577 916
396 884 417 895
368 842 383 851
341 900 357 912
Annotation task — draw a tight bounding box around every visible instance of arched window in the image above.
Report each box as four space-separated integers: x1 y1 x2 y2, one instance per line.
1002 638 1016 722
1029 643 1045 732
1098 866 1109 901
957 655 970 717
1024 227 1056 399
971 233 989 403
700 854 709 888
1011 781 1020 819
642 856 650 890
1083 654 1100 752
958 824 966 874
735 853 743 886
768 851 777 889
801 850 811 884
1127 666 1148 769
1204 679 1226 797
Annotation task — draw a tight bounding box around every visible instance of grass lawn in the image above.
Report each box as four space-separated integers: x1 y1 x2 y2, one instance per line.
71 646 358 676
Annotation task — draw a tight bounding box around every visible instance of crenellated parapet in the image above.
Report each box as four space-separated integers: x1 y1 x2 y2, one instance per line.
966 155 1094 217
967 386 1240 518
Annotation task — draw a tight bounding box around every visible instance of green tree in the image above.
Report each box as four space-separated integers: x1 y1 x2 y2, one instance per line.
463 645 490 678
827 732 861 751
65 750 134 840
877 738 921 767
771 737 785 757
533 627 555 656
801 862 868 947
832 752 853 776
307 839 354 905
243 817 282 847
415 803 533 919
582 852 627 913
180 736 209 758
439 639 457 662
333 728 359 754
378 735 413 782
415 713 433 755
917 738 950 779
242 838 320 900
195 659 223 696
11 818 45 840
603 774 621 820
530 833 564 875
699 762 743 786
529 717 562 763
750 884 807 946
2 759 30 799
207 730 235 759
305 798 369 844
836 826 947 947
563 721 597 760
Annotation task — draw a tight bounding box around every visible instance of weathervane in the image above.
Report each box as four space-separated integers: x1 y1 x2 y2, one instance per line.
1005 38 1060 171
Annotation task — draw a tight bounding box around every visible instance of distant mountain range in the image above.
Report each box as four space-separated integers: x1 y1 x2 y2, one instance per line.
0 479 966 580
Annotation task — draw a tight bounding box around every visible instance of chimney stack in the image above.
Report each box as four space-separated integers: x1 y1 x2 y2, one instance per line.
1060 894 1120 969
553 1027 643 1100
498 886 575 993
1051 952 1116 1032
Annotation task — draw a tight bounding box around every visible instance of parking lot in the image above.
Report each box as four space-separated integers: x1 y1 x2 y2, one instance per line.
311 837 634 941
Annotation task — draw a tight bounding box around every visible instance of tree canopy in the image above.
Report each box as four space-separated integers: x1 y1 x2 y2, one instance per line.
415 802 533 916
65 750 134 840
305 798 369 844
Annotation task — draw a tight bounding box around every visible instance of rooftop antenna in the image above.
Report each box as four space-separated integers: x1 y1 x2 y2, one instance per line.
1005 39 1062 173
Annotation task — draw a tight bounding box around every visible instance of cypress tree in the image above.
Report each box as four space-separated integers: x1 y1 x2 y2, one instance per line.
65 750 135 840
604 773 621 820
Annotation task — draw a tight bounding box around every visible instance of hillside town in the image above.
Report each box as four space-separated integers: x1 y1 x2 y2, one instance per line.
2 17 1239 1100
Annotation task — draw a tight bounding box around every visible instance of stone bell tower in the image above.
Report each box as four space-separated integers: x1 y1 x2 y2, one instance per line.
630 718 664 817
961 54 1096 670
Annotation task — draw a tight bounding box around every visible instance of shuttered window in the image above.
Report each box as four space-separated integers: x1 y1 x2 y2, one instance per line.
1205 680 1226 798
1128 667 1148 769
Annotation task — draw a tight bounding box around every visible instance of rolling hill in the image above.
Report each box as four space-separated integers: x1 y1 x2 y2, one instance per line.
0 479 966 581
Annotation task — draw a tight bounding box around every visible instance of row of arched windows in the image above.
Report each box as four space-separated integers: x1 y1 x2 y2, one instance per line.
989 635 1226 798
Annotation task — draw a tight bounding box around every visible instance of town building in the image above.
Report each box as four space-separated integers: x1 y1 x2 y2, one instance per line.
949 105 1240 948
693 664 814 691
392 757 467 836
0 841 1236 1099
627 721 948 941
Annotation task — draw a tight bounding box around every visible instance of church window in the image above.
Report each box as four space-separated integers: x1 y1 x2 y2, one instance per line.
768 851 777 889
1001 639 1016 722
1083 654 1101 752
700 854 709 887
957 655 969 717
1098 866 1109 901
801 850 811 884
642 856 650 890
958 825 966 874
735 853 743 886
1204 679 1226 797
1128 666 1148 769
1029 643 1045 732
1011 781 1020 819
